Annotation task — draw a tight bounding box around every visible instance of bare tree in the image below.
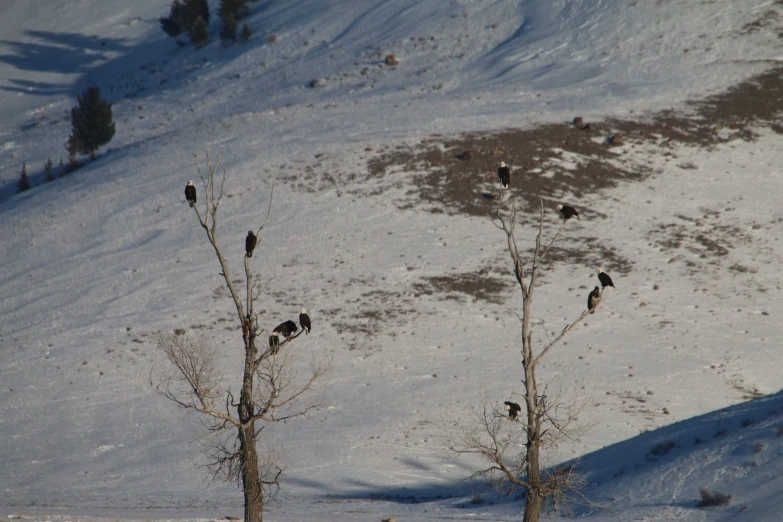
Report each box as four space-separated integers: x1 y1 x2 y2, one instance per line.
152 155 326 522
451 201 608 522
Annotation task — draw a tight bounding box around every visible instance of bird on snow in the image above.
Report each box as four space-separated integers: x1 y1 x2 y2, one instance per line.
597 268 615 290
246 231 258 258
498 161 511 189
556 203 580 222
273 320 298 339
185 180 197 207
269 333 281 354
299 308 311 334
587 286 601 314
504 401 521 420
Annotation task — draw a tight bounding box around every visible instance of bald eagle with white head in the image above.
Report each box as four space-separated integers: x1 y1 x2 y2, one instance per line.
556 204 580 221
597 268 615 289
498 161 511 189
185 180 197 207
299 309 311 334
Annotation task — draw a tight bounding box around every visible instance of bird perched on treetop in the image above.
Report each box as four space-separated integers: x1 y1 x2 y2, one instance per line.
587 286 601 313
504 401 521 420
498 161 511 189
299 309 311 334
597 268 615 289
185 180 197 207
273 320 298 339
269 333 280 354
246 231 257 258
556 204 580 221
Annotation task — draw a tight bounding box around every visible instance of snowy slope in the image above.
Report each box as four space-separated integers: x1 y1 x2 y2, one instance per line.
1 0 783 520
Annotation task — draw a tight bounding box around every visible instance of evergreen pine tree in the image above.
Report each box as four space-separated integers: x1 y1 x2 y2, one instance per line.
240 23 251 41
189 15 209 47
17 162 30 193
182 0 210 31
44 157 54 182
58 157 66 178
219 0 250 21
68 86 115 160
160 0 185 37
220 11 237 44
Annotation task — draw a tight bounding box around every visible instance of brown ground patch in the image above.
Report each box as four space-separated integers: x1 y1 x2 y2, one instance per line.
411 268 507 305
292 65 783 316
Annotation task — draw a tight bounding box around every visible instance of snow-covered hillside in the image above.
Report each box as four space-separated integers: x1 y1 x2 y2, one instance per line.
1 1 783 520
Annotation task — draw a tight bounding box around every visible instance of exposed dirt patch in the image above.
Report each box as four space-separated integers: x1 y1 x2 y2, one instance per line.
647 211 754 275
411 268 508 305
331 289 424 351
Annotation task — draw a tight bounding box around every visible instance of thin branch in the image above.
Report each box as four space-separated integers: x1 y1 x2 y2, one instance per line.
533 309 590 368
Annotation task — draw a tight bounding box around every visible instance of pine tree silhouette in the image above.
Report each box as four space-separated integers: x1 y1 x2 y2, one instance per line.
44 157 54 182
189 16 209 47
220 11 237 44
17 162 30 193
68 86 115 160
240 23 251 41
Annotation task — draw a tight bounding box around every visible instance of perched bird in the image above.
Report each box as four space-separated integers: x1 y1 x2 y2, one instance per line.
299 308 311 334
597 268 615 289
504 401 521 420
246 231 257 258
556 203 580 221
498 161 511 189
273 320 298 339
587 286 601 313
269 333 280 354
185 180 197 207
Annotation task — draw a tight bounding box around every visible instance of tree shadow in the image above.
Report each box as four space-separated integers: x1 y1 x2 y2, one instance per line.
287 456 491 504
0 30 131 96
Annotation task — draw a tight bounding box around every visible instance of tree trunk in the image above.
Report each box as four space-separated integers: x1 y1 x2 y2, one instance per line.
239 423 263 522
522 292 542 522
239 322 263 522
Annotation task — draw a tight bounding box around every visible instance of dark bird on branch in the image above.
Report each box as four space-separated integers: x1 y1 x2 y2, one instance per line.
597 267 615 289
556 203 580 221
185 180 197 207
269 333 280 354
588 286 601 314
273 320 298 338
246 230 257 258
299 308 311 334
504 401 521 420
498 161 510 189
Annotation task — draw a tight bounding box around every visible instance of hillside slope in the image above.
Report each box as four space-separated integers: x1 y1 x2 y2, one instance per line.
1 1 783 520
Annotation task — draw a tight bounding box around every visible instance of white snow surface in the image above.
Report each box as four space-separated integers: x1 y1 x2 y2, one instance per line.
1 0 783 520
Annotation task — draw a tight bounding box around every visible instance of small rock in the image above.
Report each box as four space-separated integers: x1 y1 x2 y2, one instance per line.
608 133 624 146
385 54 399 66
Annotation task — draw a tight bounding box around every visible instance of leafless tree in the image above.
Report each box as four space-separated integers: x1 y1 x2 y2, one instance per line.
450 201 609 522
151 154 326 522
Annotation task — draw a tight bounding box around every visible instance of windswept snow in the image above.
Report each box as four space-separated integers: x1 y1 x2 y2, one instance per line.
1 0 783 520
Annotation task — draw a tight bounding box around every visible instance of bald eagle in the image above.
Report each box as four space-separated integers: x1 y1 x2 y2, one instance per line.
556 204 580 221
185 180 197 207
299 309 311 334
504 401 521 420
273 320 298 338
588 286 600 313
597 268 615 289
498 162 510 189
246 231 257 258
269 333 280 354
